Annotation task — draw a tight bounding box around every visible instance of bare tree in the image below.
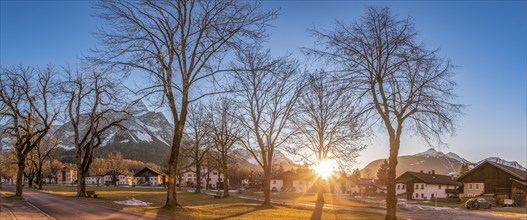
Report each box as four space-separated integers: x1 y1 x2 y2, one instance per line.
207 97 240 198
62 64 128 197
186 103 213 193
308 7 464 219
28 134 60 190
95 0 277 209
288 71 366 203
0 65 59 197
105 152 129 186
233 46 303 206
89 157 107 186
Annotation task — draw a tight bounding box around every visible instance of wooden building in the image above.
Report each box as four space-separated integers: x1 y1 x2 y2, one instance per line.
133 167 166 186
458 161 527 206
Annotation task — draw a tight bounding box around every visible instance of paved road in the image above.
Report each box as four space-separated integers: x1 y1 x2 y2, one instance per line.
4 186 169 220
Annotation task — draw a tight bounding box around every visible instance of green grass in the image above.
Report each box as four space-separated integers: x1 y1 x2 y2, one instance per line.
41 186 386 219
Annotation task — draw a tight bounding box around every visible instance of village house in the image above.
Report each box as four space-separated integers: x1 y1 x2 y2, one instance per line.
179 168 224 189
103 171 132 186
292 172 315 193
270 171 315 193
85 175 104 186
458 161 527 206
133 167 166 186
333 177 383 196
395 170 462 201
57 164 77 185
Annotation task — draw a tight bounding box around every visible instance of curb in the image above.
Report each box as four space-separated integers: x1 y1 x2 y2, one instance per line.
25 199 56 220
1 205 17 220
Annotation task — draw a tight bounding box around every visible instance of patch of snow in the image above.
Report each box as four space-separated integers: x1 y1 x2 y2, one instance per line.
478 157 527 171
58 144 75 150
102 131 117 146
247 157 258 165
134 130 153 142
120 139 129 143
445 152 471 164
113 198 152 206
415 148 445 158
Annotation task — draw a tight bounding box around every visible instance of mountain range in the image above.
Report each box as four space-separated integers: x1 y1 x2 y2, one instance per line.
53 101 174 164
2 101 523 176
51 101 296 169
360 148 526 178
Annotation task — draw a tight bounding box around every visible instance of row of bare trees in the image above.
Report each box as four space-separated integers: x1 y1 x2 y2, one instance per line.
0 63 130 198
1 2 463 219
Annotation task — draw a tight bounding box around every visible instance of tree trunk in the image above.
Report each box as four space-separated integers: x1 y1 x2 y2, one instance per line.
222 158 229 198
165 160 179 209
15 156 26 196
196 162 201 193
78 176 86 196
316 178 325 204
37 163 43 190
77 172 87 197
262 166 272 206
27 174 34 189
385 136 400 220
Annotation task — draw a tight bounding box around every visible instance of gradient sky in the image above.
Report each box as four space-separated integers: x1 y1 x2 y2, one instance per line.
1 1 525 169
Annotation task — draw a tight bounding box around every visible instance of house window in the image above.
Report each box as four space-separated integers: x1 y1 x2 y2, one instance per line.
273 180 276 184
415 193 418 198
431 194 434 198
438 185 441 189
421 184 424 189
187 174 192 177
415 184 418 189
397 185 400 190
469 184 472 189
421 194 424 198
213 172 218 175
402 185 405 190
475 184 479 189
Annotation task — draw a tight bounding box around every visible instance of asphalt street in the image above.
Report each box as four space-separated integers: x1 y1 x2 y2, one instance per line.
4 186 169 220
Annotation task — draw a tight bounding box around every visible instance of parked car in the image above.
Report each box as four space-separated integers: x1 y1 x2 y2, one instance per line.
465 198 492 209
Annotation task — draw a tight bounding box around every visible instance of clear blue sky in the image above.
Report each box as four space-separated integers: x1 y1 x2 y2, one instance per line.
1 1 526 168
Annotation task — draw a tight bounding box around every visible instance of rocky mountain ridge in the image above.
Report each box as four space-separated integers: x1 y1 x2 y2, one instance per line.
360 148 526 178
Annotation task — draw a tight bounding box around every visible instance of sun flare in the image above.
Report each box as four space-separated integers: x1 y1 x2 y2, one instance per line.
313 160 335 179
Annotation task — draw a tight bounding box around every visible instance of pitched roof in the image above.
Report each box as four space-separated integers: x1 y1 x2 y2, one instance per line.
458 161 527 181
396 171 462 186
271 171 296 180
486 161 527 181
133 167 163 177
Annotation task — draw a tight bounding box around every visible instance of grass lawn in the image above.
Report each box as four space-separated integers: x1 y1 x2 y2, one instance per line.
40 186 386 219
246 192 371 208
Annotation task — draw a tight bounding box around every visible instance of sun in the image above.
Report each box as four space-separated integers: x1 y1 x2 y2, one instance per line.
313 160 335 179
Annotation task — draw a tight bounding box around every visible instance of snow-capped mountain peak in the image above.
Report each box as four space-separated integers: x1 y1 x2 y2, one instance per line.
415 148 445 158
478 157 527 171
129 100 149 116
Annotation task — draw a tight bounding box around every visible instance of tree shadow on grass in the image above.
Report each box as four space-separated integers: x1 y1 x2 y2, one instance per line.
310 201 324 220
213 204 278 220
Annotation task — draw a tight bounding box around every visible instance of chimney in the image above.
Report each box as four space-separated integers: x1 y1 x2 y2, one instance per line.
432 170 435 175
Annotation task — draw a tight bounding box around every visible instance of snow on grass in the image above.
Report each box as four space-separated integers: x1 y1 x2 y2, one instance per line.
113 198 153 206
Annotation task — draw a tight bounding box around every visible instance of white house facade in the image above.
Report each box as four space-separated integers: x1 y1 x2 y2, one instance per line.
396 171 462 201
